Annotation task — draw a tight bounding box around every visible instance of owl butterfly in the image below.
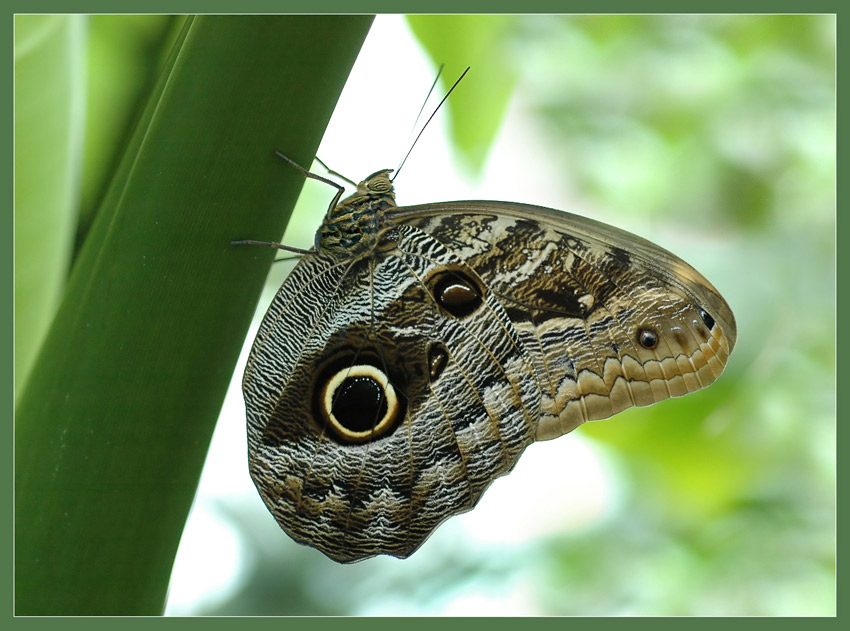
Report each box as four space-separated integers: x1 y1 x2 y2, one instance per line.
241 148 736 565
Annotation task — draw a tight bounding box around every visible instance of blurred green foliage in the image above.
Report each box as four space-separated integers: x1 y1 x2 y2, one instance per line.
78 15 181 242
407 15 518 173
14 15 85 400
14 15 180 402
535 16 835 616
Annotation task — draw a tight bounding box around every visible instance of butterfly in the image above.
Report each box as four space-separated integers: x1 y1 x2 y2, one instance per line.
238 148 737 563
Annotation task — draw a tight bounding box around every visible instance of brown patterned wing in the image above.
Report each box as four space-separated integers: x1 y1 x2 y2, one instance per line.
392 201 737 441
243 223 540 562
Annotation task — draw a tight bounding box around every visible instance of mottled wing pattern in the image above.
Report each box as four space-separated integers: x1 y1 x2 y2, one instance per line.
244 224 540 562
244 181 737 563
394 202 737 441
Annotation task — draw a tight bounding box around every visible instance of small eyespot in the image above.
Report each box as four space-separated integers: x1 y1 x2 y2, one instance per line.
318 364 401 443
427 343 449 382
429 269 484 318
698 307 715 330
638 328 659 350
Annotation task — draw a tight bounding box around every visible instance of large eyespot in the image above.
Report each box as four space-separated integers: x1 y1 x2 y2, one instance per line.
637 327 659 350
697 307 715 330
427 268 484 318
318 364 401 444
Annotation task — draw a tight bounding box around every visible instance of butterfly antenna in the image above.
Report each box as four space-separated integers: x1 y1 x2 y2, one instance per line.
392 66 470 182
314 156 358 188
402 63 444 153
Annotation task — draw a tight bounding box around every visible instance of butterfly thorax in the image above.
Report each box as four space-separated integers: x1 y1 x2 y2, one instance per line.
316 169 397 256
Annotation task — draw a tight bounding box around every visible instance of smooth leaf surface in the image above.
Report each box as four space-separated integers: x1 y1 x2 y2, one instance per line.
15 15 373 615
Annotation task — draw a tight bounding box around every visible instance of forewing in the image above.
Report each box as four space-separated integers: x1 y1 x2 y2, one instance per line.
392 201 737 440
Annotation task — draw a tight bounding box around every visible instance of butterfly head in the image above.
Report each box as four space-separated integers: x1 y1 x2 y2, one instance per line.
316 169 398 255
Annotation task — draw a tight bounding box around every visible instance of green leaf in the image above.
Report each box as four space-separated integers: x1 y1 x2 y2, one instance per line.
14 15 85 400
79 15 180 241
406 15 517 174
15 15 373 615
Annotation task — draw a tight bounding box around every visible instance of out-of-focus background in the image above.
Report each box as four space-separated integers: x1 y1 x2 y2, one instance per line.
21 14 836 616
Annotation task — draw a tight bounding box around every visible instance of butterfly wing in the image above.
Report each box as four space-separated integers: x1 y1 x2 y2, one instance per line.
391 201 737 440
245 198 736 562
244 223 540 562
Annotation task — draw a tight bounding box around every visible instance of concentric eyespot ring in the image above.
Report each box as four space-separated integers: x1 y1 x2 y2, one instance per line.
637 327 659 350
318 364 401 444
